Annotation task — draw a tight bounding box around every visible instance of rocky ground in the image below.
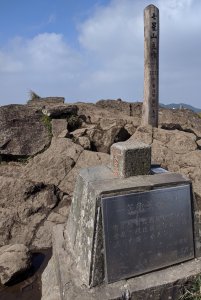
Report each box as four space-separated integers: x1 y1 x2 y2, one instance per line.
0 98 201 294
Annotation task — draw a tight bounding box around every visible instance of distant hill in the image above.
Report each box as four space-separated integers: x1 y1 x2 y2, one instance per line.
160 103 201 113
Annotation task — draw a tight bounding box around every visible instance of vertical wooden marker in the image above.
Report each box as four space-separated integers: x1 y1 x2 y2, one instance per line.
142 5 159 127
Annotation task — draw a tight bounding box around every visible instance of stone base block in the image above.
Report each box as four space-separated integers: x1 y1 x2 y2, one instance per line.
110 141 151 178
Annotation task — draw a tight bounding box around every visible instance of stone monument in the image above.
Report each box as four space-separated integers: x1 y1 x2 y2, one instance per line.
142 4 159 127
43 138 201 300
41 6 201 300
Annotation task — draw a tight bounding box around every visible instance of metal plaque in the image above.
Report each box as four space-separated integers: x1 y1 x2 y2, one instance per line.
101 185 194 283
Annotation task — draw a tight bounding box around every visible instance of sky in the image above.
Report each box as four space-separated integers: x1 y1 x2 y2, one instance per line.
0 0 201 107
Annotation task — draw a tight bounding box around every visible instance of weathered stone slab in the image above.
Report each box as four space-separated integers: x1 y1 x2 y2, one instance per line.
102 185 194 283
110 141 151 178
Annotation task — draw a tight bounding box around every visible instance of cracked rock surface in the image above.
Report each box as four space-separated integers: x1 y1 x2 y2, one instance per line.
0 105 51 157
1 99 201 251
0 244 31 284
131 125 201 204
0 137 109 249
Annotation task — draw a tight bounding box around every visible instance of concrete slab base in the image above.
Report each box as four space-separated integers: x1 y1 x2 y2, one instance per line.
41 254 60 300
44 224 201 300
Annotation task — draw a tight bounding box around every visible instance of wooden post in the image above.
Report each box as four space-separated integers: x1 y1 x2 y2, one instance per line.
142 5 159 127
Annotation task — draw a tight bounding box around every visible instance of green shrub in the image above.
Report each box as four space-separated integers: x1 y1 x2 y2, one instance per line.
67 115 82 131
180 276 201 299
41 115 52 137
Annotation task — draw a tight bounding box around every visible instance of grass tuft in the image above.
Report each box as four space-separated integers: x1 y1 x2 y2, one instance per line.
41 115 52 137
29 90 41 101
180 276 201 300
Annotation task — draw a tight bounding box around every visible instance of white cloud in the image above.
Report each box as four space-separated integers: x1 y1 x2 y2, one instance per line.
79 0 143 56
0 33 83 104
1 0 201 106
78 0 201 104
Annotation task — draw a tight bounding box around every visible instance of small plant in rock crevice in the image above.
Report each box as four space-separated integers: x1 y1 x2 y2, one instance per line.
180 276 201 300
41 115 52 137
67 115 82 132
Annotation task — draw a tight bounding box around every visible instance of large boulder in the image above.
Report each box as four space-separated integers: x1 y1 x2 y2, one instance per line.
159 108 201 138
86 118 131 153
0 176 67 248
0 244 31 284
42 105 78 118
96 99 142 118
87 127 131 153
0 136 110 248
76 102 139 125
153 128 197 154
70 118 135 153
95 100 201 138
23 138 83 186
59 150 110 195
0 105 50 157
131 126 201 203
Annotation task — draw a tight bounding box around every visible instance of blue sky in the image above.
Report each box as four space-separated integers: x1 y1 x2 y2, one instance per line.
0 0 201 107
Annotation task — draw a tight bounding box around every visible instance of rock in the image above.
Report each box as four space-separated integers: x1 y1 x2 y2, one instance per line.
78 136 91 149
42 105 78 118
27 97 65 108
0 105 50 157
153 128 197 154
75 102 137 125
96 99 142 118
124 123 137 136
132 126 197 154
0 244 31 284
95 100 201 138
51 119 68 138
87 127 131 153
23 138 83 186
131 126 201 206
0 176 65 247
197 139 201 148
70 128 87 138
31 195 71 248
31 220 56 249
69 129 91 149
58 129 68 138
41 256 60 300
1 100 201 254
159 108 201 138
99 118 126 130
130 126 153 145
59 150 110 195
0 162 23 178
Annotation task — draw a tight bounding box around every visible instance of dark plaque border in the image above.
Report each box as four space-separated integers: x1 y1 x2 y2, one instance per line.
101 185 194 283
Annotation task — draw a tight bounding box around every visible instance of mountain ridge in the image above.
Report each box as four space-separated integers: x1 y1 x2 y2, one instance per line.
160 103 201 112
